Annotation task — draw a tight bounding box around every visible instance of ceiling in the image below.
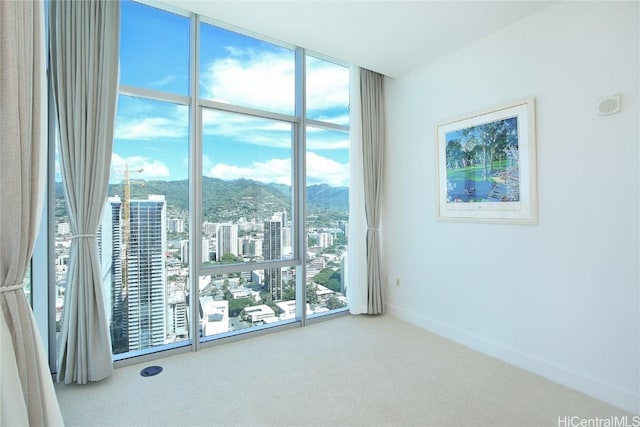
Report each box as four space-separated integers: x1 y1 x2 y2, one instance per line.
158 1 555 78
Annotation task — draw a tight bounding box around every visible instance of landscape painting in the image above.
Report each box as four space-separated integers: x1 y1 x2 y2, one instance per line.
444 116 519 203
436 98 537 224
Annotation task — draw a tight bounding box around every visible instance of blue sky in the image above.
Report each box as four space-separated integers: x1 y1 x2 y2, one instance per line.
109 0 350 187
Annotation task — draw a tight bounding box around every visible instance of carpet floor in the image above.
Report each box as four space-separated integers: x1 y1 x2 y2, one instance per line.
55 314 631 426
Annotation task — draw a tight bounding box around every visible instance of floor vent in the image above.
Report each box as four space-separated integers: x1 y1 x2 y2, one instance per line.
140 366 163 377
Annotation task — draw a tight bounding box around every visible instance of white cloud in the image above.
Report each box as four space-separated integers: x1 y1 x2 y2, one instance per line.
200 50 349 152
306 152 348 187
306 129 349 151
201 48 349 116
307 138 349 151
151 75 175 87
206 152 348 187
111 153 171 180
201 49 295 113
203 110 349 151
202 110 292 148
306 56 350 112
115 106 188 140
207 158 291 185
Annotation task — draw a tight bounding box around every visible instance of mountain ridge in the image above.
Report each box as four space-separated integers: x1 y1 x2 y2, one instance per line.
55 178 348 222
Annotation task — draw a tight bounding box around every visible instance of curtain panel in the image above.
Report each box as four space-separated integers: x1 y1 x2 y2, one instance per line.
360 69 385 315
0 0 64 424
50 0 120 384
347 66 368 315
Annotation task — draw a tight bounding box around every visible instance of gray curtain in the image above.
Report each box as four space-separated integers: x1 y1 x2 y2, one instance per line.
360 69 385 314
0 1 64 424
51 0 120 384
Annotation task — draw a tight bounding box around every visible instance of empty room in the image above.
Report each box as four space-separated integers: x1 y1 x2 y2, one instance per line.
2 1 638 426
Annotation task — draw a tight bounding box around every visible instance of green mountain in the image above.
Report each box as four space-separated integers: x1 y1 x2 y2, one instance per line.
56 178 348 222
307 183 349 210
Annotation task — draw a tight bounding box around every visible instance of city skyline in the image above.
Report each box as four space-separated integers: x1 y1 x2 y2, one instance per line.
57 192 347 355
53 0 350 359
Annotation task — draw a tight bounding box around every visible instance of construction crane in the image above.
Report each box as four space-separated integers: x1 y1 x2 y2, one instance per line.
113 165 143 297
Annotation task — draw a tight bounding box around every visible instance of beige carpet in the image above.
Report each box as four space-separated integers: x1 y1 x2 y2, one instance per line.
55 314 631 426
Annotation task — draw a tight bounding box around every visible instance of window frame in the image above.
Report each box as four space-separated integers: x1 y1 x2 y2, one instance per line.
37 1 350 371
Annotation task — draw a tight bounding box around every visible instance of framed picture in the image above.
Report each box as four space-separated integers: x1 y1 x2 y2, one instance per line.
435 98 537 224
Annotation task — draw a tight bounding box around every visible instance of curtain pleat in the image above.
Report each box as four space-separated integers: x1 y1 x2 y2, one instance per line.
51 0 120 384
347 66 368 314
360 69 385 315
0 1 65 425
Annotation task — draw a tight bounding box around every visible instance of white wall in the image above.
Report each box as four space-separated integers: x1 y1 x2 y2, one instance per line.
383 1 639 414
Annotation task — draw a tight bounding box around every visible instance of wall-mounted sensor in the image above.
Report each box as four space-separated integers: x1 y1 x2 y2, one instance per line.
597 94 621 115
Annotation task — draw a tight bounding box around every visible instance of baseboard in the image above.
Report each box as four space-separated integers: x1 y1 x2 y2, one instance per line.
386 303 640 415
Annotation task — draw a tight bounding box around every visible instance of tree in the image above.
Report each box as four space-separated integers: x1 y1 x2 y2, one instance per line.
326 296 346 310
306 284 319 304
220 252 242 264
326 278 341 292
282 287 296 301
312 268 335 285
281 279 296 301
333 234 347 246
259 290 272 304
316 269 341 292
446 139 463 169
461 118 517 180
228 298 251 317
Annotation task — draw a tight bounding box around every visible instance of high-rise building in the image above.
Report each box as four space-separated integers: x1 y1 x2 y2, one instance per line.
216 223 238 261
180 240 189 265
281 226 292 257
318 232 334 249
338 220 348 236
340 251 348 294
180 238 210 264
167 218 185 233
240 237 262 259
167 284 188 341
202 237 211 262
263 217 282 300
57 222 70 236
202 221 218 236
126 195 167 351
274 211 287 227
99 196 128 354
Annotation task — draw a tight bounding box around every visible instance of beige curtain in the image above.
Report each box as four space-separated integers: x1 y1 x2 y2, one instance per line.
51 0 120 384
360 69 385 314
0 1 64 425
347 66 368 314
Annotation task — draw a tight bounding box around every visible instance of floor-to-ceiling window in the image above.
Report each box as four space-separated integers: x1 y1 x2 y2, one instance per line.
46 0 350 364
304 55 350 315
53 1 192 359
